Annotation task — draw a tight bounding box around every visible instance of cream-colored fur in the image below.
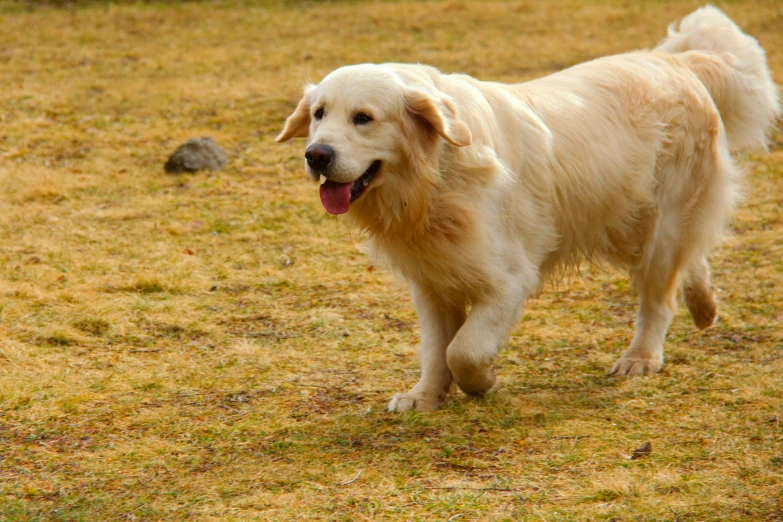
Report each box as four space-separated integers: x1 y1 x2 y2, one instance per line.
277 6 780 412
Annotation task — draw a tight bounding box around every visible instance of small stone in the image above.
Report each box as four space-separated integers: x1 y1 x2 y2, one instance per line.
164 137 227 174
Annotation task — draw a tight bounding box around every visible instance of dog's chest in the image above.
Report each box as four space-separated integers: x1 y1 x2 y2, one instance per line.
371 235 494 301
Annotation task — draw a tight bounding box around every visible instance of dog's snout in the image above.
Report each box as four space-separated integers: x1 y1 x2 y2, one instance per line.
305 144 334 172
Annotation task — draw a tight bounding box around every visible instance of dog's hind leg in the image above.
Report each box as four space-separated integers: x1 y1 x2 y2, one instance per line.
609 235 682 377
388 284 466 412
610 102 739 376
682 256 718 330
678 133 740 332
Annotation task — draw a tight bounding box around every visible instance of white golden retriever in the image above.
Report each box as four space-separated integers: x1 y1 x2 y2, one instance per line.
277 7 780 412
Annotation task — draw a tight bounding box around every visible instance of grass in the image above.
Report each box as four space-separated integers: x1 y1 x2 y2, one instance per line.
0 0 782 520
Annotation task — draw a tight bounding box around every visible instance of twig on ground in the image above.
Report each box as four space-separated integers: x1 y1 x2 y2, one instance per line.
340 469 363 485
0 347 19 367
294 383 333 390
426 486 520 492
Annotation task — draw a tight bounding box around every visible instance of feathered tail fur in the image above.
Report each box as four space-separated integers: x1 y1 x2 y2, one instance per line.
656 5 781 151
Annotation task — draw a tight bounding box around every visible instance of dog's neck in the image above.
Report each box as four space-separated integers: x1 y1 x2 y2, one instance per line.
346 151 504 302
347 150 448 240
349 148 486 254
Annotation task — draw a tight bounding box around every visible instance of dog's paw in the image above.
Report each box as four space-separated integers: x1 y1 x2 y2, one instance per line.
684 288 718 330
451 362 496 396
454 370 496 396
388 392 441 412
608 356 663 377
448 352 496 396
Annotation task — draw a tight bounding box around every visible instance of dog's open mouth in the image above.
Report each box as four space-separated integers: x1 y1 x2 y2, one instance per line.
319 160 381 215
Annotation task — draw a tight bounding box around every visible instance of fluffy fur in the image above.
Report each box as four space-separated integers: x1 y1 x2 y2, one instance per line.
277 6 780 412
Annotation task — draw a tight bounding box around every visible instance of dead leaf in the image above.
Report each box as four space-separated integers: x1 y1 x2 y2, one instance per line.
631 441 652 459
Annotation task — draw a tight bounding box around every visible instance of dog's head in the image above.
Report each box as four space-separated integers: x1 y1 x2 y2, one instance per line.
276 64 472 218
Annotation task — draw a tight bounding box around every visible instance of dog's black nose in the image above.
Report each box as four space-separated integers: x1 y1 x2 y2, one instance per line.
305 144 334 172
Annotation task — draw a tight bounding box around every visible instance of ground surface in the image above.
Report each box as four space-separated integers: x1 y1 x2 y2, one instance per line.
0 1 781 520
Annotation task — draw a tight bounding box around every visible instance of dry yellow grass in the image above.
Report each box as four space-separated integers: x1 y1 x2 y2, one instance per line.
0 1 781 520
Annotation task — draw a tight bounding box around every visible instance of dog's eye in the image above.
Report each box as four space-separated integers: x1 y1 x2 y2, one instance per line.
353 112 373 125
314 108 325 120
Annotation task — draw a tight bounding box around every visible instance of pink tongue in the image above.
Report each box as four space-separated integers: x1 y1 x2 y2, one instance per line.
319 181 353 215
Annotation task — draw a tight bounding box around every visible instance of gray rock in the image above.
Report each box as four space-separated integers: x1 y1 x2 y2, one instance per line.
164 137 228 174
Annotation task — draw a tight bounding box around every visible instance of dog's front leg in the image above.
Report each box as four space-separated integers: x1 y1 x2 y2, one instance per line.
388 285 466 412
446 286 530 396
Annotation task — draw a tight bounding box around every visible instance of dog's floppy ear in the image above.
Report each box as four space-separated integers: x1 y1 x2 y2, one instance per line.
276 83 315 142
404 88 472 147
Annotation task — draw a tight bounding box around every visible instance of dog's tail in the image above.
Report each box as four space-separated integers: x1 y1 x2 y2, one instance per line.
656 5 780 151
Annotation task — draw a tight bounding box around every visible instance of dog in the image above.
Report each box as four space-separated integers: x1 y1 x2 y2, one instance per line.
276 6 780 412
